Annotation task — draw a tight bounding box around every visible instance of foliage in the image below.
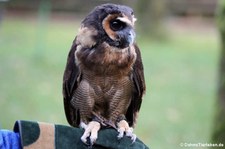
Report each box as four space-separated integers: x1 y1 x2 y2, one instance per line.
217 0 225 32
211 0 225 147
0 15 218 148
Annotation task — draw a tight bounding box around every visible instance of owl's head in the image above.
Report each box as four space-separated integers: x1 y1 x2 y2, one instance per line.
76 3 136 49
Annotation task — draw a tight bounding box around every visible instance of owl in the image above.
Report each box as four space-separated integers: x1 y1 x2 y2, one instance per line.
63 3 146 145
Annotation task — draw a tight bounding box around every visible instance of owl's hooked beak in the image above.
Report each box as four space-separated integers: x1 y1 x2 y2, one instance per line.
115 29 135 48
127 30 136 45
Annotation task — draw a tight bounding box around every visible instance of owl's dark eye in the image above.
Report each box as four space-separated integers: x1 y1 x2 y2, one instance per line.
110 20 126 31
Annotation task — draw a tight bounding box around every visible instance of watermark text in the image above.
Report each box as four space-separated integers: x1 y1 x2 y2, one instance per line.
180 142 224 148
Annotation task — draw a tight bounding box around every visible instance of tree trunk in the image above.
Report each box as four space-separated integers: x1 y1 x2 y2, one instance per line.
212 0 225 147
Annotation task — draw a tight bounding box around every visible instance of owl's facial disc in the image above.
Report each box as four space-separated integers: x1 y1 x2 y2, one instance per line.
103 14 136 48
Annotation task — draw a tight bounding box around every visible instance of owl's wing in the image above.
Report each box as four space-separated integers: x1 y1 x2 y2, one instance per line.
126 43 146 127
63 39 81 127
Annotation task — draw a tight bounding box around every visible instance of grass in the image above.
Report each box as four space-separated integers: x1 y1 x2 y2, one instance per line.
0 14 219 149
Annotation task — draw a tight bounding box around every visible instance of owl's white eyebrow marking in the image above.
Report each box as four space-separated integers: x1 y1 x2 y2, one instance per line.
117 17 134 26
132 16 137 22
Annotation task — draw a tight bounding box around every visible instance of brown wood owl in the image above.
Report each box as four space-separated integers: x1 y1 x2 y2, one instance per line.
63 3 146 145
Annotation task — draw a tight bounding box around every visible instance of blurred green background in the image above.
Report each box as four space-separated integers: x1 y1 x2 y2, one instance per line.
0 0 220 148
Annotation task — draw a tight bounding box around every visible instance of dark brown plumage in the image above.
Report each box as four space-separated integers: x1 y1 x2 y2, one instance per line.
62 3 145 144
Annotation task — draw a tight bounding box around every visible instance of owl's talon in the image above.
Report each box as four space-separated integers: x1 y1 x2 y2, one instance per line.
80 121 88 129
81 135 87 144
117 128 125 139
117 120 136 142
126 128 137 143
81 121 101 145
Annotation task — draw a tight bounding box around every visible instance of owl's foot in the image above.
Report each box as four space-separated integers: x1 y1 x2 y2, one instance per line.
117 120 136 143
81 121 101 145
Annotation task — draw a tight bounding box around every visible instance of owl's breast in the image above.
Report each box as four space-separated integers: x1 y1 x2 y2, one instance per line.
76 42 137 76
82 72 133 104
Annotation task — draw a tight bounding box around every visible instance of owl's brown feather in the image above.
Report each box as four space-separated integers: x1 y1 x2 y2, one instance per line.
63 40 145 128
126 44 146 127
63 41 81 127
62 4 146 135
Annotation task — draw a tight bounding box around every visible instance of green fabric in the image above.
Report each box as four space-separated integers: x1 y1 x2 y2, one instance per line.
14 120 149 149
55 124 149 149
14 120 40 147
55 125 85 149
